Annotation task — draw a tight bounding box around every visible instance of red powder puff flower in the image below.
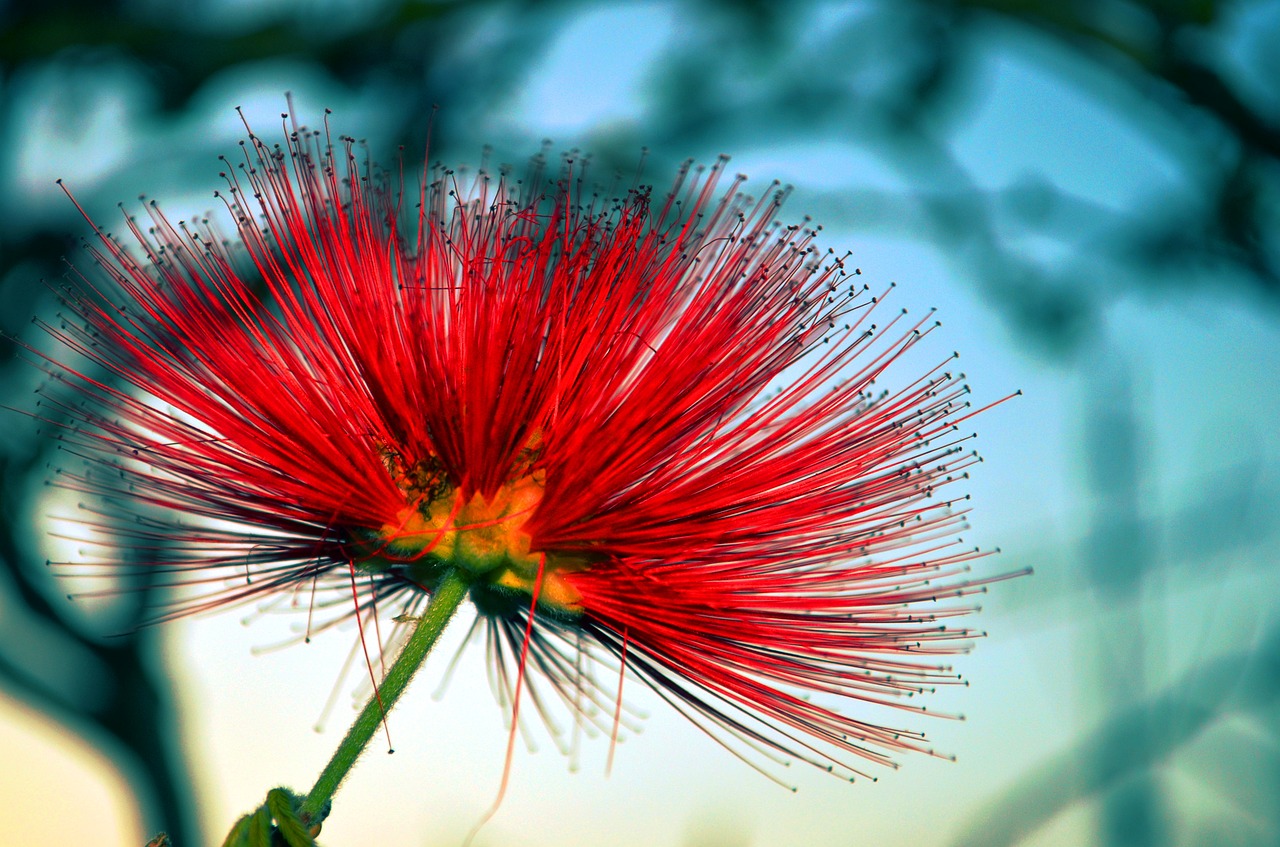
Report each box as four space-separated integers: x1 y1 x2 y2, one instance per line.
35 110 1014 786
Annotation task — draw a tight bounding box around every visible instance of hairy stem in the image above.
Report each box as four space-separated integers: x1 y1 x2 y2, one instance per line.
300 569 470 822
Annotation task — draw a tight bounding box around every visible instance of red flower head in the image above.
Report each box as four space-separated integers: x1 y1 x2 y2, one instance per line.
37 110 1015 785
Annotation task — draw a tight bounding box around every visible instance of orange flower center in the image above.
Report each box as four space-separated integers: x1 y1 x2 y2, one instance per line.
366 468 584 617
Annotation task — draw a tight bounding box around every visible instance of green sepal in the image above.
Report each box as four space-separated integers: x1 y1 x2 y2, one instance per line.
246 805 273 847
220 815 252 847
267 788 317 846
218 787 320 847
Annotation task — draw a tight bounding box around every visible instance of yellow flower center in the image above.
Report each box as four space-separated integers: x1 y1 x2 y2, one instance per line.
366 469 584 618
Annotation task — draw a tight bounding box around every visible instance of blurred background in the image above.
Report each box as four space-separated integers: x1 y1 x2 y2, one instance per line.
2 0 1279 845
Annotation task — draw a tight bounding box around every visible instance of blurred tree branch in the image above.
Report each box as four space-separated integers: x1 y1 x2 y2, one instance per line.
950 620 1280 847
0 452 199 844
939 0 1280 159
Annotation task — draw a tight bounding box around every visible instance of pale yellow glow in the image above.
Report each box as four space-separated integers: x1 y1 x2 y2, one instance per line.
0 692 143 846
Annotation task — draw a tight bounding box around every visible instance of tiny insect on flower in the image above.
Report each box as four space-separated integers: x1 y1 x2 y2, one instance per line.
29 108 1020 788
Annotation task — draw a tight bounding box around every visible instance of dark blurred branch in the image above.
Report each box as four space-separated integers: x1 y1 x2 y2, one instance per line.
0 1 454 110
1080 354 1168 846
0 452 201 845
950 621 1280 847
934 0 1280 159
931 0 1280 294
0 0 574 122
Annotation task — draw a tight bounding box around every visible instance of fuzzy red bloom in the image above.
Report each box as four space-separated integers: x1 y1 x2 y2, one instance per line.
37 112 1011 783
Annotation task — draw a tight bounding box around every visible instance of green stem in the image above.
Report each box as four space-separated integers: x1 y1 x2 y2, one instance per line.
300 568 470 823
